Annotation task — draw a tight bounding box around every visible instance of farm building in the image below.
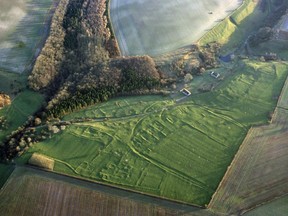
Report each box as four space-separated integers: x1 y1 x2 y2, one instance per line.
264 53 277 61
180 88 191 96
210 71 220 79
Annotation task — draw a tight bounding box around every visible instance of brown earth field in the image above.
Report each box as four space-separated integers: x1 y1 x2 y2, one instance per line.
208 75 288 215
0 166 216 216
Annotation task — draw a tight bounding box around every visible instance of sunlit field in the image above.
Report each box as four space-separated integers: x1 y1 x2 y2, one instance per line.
110 0 242 56
19 60 288 206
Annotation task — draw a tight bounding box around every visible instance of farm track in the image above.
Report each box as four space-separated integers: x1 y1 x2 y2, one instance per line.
208 74 288 215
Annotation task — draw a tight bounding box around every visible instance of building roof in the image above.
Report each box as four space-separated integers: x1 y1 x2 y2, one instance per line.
180 88 191 96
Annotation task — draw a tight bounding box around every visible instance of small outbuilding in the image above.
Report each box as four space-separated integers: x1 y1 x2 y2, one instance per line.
180 88 191 96
210 71 220 79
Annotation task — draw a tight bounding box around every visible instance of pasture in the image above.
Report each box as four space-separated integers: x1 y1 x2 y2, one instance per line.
19 60 288 206
0 69 26 96
208 65 288 214
110 0 242 56
0 0 55 73
0 166 212 216
0 90 44 142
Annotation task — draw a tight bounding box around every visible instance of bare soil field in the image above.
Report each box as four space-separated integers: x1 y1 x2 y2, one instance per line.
0 167 214 216
110 0 242 56
208 73 288 215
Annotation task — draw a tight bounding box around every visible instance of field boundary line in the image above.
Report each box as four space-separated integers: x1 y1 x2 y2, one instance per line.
0 165 15 191
21 165 205 209
107 0 121 55
207 127 253 210
271 73 288 122
241 192 288 215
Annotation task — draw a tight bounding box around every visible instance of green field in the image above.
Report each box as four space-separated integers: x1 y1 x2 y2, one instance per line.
110 0 241 56
0 0 55 73
0 90 44 142
18 60 288 206
0 69 26 96
199 0 271 53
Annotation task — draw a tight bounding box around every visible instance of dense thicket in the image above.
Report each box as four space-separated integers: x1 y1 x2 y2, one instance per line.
28 0 160 118
28 0 69 90
47 55 160 117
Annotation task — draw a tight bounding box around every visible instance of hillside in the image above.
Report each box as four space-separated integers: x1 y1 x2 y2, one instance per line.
0 0 288 214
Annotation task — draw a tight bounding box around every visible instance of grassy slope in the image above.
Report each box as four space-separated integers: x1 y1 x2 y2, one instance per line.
0 70 26 97
0 167 214 216
199 0 269 53
18 60 288 206
0 90 44 142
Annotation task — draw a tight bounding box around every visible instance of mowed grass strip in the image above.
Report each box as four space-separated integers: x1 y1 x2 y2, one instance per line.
19 61 288 206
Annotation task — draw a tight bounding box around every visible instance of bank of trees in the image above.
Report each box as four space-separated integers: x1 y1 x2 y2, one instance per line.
28 0 161 118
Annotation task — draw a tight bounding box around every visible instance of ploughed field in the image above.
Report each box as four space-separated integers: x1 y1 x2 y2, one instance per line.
19 60 288 206
110 0 242 56
0 167 212 216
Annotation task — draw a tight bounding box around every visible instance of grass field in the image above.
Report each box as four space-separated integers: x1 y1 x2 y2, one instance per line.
208 64 288 214
18 60 288 206
0 69 26 96
110 0 241 56
0 0 55 73
244 195 288 216
0 90 44 142
0 166 214 216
